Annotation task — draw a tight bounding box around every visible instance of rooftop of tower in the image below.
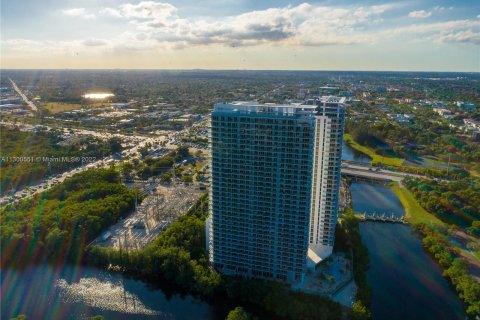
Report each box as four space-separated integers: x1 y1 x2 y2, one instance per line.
213 96 345 116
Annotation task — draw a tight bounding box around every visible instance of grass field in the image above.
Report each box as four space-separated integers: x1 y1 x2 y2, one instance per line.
390 183 445 229
344 134 404 166
44 102 108 113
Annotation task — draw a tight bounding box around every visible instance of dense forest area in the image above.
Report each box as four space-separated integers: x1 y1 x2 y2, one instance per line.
0 169 140 266
404 177 480 228
88 194 342 320
0 126 119 194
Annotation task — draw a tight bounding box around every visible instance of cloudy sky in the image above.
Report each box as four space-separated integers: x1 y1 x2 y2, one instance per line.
1 0 479 71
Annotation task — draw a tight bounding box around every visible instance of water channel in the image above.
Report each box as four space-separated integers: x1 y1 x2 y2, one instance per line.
350 181 466 320
1 264 227 320
342 141 372 163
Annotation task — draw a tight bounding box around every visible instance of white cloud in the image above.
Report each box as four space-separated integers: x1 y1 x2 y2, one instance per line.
390 19 480 35
123 2 390 47
8 1 479 56
386 19 480 45
99 8 123 18
409 10 432 19
83 39 107 46
62 8 95 19
119 1 177 19
437 30 480 45
62 8 86 16
3 39 43 51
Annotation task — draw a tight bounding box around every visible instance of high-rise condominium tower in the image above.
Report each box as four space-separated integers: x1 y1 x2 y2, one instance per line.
207 97 345 283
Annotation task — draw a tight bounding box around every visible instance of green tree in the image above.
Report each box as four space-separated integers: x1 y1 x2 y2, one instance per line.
467 221 480 237
226 307 253 320
176 145 190 160
182 175 193 184
352 300 371 320
109 137 123 153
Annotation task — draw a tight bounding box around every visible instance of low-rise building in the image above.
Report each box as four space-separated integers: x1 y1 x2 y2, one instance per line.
433 108 453 118
464 119 480 130
456 102 476 110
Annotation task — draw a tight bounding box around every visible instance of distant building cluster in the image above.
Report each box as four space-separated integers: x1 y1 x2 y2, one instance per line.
456 101 476 110
433 108 454 118
0 87 29 116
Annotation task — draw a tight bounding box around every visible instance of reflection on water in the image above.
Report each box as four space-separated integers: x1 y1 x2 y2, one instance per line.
56 278 164 317
360 223 466 320
350 182 404 217
1 264 224 320
351 182 465 320
342 142 371 163
83 93 114 99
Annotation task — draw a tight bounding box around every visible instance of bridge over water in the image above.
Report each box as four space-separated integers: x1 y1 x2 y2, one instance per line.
341 167 403 184
356 212 406 224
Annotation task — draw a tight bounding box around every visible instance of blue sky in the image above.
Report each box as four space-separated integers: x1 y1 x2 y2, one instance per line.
1 0 479 71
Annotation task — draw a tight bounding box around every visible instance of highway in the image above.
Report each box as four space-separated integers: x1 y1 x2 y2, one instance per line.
0 119 209 207
9 78 38 112
0 135 169 206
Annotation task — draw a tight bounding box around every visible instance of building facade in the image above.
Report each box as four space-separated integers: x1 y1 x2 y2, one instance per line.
207 97 345 283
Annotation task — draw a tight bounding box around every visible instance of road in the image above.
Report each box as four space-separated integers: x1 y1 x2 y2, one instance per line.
0 136 168 206
0 120 209 207
341 162 432 182
9 78 38 112
0 121 150 143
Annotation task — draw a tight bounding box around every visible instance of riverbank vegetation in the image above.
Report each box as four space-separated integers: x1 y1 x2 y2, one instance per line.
88 194 342 320
415 224 480 318
88 194 222 297
340 208 372 320
0 169 140 267
384 164 469 180
226 307 255 320
392 180 479 318
403 177 480 228
344 132 469 180
344 134 404 166
390 183 445 229
344 98 480 175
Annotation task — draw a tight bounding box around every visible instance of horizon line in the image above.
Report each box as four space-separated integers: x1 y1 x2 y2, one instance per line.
1 68 479 74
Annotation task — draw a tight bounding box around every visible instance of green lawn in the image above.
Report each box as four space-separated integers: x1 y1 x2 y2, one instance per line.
44 102 108 113
344 134 404 166
390 183 445 229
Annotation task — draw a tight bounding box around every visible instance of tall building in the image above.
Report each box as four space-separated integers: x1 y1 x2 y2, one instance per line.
207 97 345 283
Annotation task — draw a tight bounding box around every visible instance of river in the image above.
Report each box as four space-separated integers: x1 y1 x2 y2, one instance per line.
350 182 466 320
342 141 371 163
1 264 227 320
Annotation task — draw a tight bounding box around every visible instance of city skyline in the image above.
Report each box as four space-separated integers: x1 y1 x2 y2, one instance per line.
1 0 479 71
